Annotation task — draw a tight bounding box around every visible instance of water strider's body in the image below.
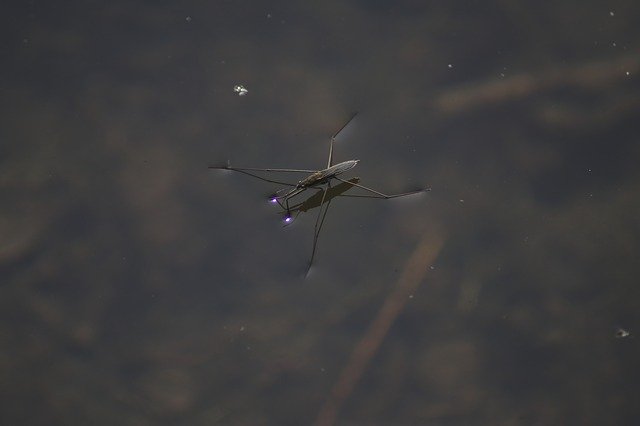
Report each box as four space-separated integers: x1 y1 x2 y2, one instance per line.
209 113 428 275
297 160 359 188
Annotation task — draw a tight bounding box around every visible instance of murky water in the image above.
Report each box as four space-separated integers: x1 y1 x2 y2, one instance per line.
2 1 639 425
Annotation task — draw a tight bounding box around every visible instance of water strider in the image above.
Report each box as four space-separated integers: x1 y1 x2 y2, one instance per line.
209 113 430 275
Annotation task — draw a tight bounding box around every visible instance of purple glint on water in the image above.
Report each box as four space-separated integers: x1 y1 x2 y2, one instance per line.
270 198 278 203
284 216 292 223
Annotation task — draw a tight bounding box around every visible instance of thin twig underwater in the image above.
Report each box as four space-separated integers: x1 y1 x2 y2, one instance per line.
209 113 430 276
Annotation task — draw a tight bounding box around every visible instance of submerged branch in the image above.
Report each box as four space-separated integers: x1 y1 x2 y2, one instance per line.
315 231 445 426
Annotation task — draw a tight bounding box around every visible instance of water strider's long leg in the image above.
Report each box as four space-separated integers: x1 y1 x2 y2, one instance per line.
334 177 428 198
281 186 328 226
306 182 331 276
209 166 299 187
282 187 308 215
278 183 339 213
209 165 316 173
327 112 358 168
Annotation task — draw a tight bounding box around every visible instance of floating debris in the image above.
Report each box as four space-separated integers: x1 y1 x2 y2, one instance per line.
615 328 630 338
234 84 248 96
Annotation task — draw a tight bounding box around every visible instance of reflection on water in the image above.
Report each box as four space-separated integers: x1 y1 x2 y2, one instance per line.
2 1 640 425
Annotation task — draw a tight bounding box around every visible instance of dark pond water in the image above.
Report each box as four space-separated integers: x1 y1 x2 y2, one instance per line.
2 1 639 424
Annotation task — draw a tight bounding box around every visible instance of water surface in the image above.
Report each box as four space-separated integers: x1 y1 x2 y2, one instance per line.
2 1 639 424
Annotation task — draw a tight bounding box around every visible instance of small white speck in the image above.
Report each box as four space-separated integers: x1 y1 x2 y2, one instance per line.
240 326 245 332
267 13 272 18
587 168 592 173
612 42 617 47
429 265 435 270
234 85 248 96
459 199 464 203
447 64 453 69
409 294 414 299
609 11 615 17
615 328 630 338
185 16 192 22
626 71 630 76
320 367 325 372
